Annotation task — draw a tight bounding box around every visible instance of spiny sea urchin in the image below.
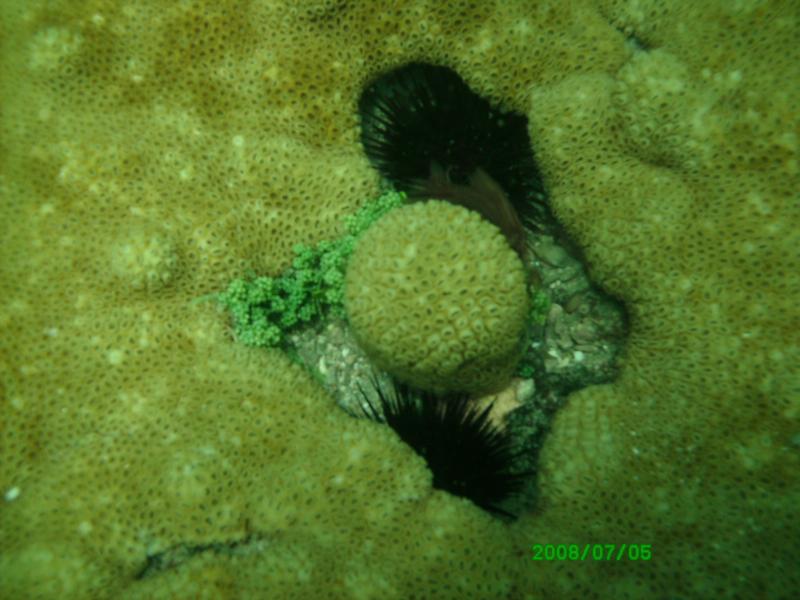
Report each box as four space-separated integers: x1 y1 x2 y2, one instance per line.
358 62 550 255
359 378 529 518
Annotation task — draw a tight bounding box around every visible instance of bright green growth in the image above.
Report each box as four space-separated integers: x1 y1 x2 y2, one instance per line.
528 288 551 326
516 288 551 379
216 190 405 347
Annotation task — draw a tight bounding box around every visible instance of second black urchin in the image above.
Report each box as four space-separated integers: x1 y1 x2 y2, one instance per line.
360 379 529 518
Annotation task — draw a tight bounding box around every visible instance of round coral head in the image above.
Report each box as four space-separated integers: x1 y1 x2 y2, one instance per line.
345 201 529 394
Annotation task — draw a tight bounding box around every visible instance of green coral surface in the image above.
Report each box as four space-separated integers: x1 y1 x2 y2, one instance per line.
0 1 797 598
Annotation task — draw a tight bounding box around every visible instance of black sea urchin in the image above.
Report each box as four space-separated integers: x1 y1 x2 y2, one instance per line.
360 379 528 518
358 62 550 249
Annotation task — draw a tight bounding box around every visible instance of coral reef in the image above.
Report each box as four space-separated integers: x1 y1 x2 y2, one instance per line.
1 1 798 598
345 201 529 394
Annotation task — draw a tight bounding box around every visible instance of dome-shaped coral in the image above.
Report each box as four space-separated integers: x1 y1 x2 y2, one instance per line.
345 200 529 394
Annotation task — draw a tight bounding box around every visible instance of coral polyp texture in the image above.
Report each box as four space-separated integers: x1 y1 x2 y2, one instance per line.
0 1 798 599
345 200 529 394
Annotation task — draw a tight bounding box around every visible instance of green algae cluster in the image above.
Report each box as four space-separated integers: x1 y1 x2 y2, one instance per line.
215 190 404 347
